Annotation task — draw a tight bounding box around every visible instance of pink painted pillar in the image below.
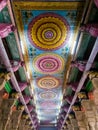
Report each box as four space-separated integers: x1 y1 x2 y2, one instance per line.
94 0 98 8
0 0 7 11
80 24 98 37
0 23 16 38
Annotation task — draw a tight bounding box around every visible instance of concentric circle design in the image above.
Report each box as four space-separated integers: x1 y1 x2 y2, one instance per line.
28 13 69 50
40 101 56 109
44 30 54 39
33 53 65 74
39 91 57 100
37 76 60 89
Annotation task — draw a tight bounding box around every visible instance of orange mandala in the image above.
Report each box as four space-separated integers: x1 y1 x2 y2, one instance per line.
37 76 60 89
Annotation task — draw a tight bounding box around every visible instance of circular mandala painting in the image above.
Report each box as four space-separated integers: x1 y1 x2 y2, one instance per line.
33 53 65 74
39 91 57 100
37 76 60 89
28 13 69 50
40 101 56 109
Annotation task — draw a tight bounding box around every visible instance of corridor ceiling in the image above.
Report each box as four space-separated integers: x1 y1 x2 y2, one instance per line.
12 0 85 125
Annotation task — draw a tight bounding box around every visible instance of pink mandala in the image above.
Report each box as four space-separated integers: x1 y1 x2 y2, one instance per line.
33 53 65 74
37 76 60 89
40 101 56 109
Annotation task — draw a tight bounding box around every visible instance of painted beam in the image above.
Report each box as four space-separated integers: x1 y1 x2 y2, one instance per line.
61 37 98 129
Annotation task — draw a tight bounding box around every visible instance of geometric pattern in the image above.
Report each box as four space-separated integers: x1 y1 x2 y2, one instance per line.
37 76 60 89
33 53 65 74
39 91 57 100
28 13 69 50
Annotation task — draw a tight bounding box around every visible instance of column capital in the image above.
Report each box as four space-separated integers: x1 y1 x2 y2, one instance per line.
80 24 98 37
0 23 16 38
0 0 7 11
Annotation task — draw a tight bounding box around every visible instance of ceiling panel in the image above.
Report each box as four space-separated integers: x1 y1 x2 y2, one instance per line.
12 1 85 124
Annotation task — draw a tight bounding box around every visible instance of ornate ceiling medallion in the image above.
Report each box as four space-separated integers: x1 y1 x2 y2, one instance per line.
40 101 57 109
33 53 65 74
28 13 69 50
37 76 60 89
39 91 57 100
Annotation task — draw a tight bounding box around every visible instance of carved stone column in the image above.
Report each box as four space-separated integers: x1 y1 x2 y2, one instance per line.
88 71 98 89
88 72 98 130
67 124 73 130
74 111 89 130
7 108 24 130
0 98 17 130
81 100 96 130
70 118 79 130
68 113 79 130
18 115 27 130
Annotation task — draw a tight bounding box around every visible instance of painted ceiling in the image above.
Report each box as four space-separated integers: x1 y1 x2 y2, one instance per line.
12 1 85 125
